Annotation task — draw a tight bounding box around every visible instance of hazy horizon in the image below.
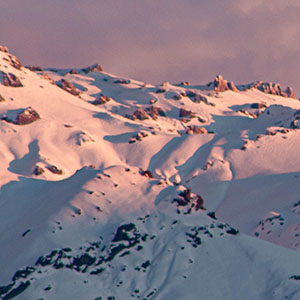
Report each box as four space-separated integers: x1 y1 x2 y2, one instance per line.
1 0 299 95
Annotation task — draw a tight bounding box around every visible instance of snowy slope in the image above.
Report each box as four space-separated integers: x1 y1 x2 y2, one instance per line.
1 46 300 299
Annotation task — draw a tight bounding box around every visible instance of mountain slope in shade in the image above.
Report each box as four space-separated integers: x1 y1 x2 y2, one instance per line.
1 46 300 299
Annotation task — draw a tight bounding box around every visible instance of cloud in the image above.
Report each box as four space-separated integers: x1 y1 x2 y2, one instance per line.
0 0 299 95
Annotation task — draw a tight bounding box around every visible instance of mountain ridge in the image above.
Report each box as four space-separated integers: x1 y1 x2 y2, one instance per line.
1 45 300 299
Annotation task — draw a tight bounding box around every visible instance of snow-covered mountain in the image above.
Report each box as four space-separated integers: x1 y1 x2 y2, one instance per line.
1 45 300 299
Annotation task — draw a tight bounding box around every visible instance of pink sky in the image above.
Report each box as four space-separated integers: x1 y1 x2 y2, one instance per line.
1 0 299 95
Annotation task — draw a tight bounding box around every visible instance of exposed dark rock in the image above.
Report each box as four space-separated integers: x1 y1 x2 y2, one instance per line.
209 75 238 93
129 131 149 143
26 66 43 72
56 79 80 96
173 93 182 100
112 223 137 242
127 106 166 121
46 165 63 175
179 108 196 118
195 195 204 210
68 69 79 74
33 166 44 176
251 103 267 109
114 79 131 84
40 72 56 85
140 170 154 178
0 71 23 87
128 108 149 121
240 81 296 98
0 283 15 298
92 94 112 105
174 188 205 211
155 88 166 94
2 281 30 300
0 45 9 53
186 90 208 103
203 161 213 171
82 64 103 73
180 81 191 86
0 94 5 102
2 107 40 125
226 227 239 235
207 212 217 220
12 267 35 281
72 254 96 270
1 49 23 70
285 86 295 98
186 126 208 134
145 106 166 119
16 108 40 125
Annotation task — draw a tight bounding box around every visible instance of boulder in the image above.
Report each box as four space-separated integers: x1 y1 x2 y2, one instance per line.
15 108 40 125
2 107 40 125
0 45 9 53
132 108 149 120
186 126 208 134
251 103 267 109
33 166 44 176
92 94 112 105
0 71 23 87
155 88 166 94
186 90 208 103
140 170 154 178
6 54 23 70
179 108 196 118
46 165 63 175
145 106 166 119
81 64 103 73
56 79 80 96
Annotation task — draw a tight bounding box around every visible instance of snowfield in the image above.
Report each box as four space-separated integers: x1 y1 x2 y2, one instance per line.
1 46 300 299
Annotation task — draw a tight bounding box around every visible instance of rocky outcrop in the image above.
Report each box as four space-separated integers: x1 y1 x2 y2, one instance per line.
0 71 23 87
16 108 40 125
1 50 23 70
127 108 149 121
81 64 103 74
33 166 44 176
46 165 63 175
239 81 296 98
145 106 166 119
173 188 205 211
185 91 208 103
26 66 43 72
114 79 131 84
207 75 238 93
0 45 9 53
186 126 208 135
179 108 196 118
40 73 56 85
92 94 112 105
2 107 40 125
56 79 80 96
251 103 267 109
0 94 5 102
126 106 166 121
140 169 154 178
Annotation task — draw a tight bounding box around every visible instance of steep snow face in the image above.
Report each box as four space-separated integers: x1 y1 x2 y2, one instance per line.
1 46 300 299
